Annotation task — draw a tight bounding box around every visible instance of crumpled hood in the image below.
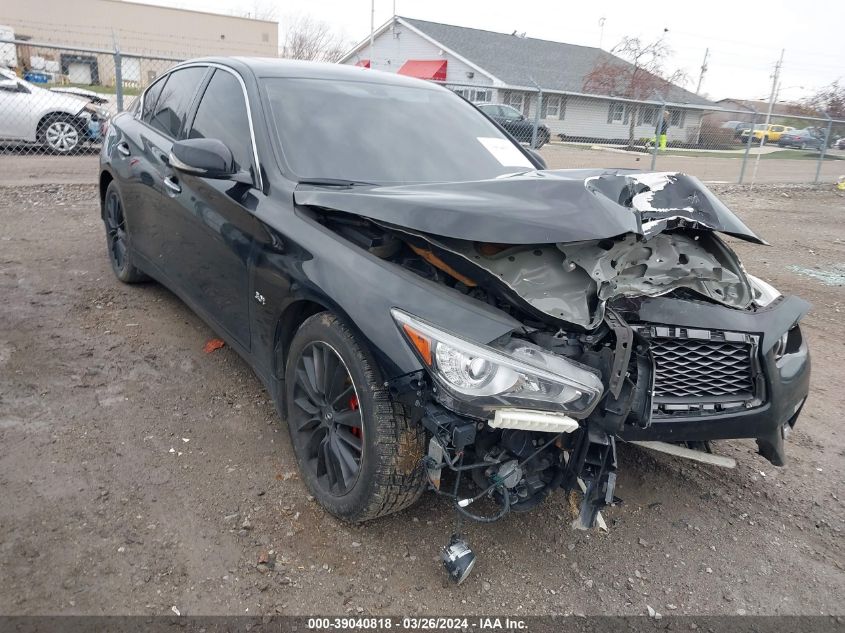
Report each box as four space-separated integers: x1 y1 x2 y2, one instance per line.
294 169 765 245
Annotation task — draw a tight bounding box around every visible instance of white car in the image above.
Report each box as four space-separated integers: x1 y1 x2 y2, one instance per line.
0 67 108 153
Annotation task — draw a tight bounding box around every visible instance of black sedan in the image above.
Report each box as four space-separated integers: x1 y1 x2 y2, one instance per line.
477 103 551 147
777 128 827 149
99 59 809 579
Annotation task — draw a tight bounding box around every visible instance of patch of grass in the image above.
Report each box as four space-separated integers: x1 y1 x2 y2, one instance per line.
565 145 845 161
650 149 746 158
547 142 596 151
45 83 141 97
757 149 844 161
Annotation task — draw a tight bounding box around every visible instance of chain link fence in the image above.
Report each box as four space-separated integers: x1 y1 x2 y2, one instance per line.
1 36 844 186
437 80 845 185
0 38 181 155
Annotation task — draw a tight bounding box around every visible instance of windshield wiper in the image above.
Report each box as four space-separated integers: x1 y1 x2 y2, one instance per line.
297 178 378 188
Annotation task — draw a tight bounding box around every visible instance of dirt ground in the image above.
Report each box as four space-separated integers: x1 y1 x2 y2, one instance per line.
0 180 843 617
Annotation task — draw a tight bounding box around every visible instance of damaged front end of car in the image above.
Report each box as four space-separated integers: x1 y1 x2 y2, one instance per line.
294 170 811 550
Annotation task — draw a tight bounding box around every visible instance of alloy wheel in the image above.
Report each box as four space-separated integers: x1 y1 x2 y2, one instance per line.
290 341 364 496
105 191 128 271
45 120 80 153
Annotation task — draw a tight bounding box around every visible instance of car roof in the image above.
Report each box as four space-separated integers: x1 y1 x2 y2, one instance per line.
175 57 445 91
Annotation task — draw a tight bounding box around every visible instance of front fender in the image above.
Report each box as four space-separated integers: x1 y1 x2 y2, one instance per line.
250 205 523 383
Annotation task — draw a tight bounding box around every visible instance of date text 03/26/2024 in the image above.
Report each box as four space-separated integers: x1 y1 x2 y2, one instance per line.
307 617 527 630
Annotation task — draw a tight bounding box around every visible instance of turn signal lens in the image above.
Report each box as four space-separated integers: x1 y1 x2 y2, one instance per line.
402 323 432 366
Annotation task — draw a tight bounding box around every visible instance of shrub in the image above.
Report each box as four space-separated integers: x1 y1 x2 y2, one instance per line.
697 123 738 149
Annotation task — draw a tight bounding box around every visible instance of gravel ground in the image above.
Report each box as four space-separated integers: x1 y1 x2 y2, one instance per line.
0 183 843 617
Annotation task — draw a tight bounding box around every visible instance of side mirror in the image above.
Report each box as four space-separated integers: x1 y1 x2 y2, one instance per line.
0 78 19 92
169 138 251 184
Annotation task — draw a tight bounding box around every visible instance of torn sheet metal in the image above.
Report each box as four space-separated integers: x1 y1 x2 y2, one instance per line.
295 169 764 245
561 232 753 309
586 171 766 244
391 228 752 330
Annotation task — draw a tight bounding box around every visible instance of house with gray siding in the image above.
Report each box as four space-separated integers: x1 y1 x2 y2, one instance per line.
340 17 714 143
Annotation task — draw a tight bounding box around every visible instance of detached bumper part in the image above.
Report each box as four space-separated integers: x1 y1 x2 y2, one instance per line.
629 440 737 468
490 409 579 433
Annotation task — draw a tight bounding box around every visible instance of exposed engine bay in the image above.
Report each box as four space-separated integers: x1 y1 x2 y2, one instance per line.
296 170 810 581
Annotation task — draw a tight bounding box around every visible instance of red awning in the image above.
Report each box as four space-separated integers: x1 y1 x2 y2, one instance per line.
355 59 371 68
397 59 447 81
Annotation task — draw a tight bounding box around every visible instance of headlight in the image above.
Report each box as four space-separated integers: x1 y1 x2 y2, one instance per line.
391 309 604 418
747 274 782 307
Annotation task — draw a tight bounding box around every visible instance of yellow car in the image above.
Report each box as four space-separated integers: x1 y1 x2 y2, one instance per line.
741 124 795 144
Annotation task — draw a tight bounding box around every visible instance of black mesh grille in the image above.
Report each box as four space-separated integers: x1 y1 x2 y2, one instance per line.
650 337 754 398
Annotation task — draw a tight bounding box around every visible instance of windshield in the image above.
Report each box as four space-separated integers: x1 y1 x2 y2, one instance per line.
262 77 534 184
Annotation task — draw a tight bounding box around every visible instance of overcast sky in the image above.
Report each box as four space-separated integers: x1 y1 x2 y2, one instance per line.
137 0 843 102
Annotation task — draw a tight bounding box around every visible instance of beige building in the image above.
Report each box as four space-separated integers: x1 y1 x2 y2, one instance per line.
2 0 277 88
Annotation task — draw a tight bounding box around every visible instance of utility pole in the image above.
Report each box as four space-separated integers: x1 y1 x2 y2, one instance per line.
750 49 785 188
695 47 709 95
598 17 606 50
763 49 785 128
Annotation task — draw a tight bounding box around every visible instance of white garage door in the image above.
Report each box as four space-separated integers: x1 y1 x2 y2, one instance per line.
67 62 92 85
121 57 140 83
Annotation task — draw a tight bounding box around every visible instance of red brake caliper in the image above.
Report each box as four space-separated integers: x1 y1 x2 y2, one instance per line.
348 394 361 438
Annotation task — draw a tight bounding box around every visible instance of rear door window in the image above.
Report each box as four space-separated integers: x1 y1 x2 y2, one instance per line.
148 66 207 139
141 76 167 122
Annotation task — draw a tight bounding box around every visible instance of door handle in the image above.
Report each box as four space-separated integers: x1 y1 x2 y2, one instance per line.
116 142 130 157
163 175 181 195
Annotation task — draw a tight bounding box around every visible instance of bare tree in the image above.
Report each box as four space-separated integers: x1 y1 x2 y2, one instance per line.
802 80 845 119
281 15 348 63
583 36 689 147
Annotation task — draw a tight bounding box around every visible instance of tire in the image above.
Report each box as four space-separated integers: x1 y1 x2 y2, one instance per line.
103 181 148 283
39 114 84 154
536 132 550 148
284 312 426 522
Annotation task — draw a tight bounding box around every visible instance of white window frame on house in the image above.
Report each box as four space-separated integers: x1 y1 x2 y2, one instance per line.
545 95 558 118
608 102 625 123
507 92 525 115
540 95 566 120
670 109 686 127
544 96 559 118
450 87 492 103
638 106 657 126
470 88 491 103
